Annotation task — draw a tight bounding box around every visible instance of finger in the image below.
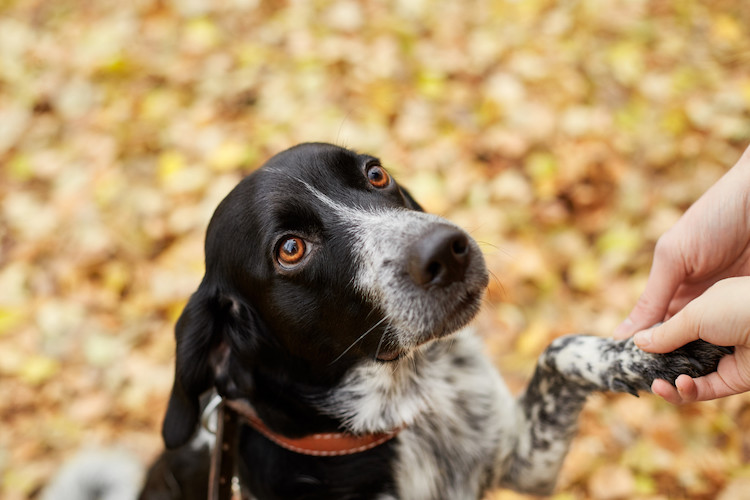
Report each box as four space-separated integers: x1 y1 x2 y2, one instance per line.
614 243 684 339
689 355 750 401
688 372 739 401
651 378 685 404
651 375 699 404
675 374 699 402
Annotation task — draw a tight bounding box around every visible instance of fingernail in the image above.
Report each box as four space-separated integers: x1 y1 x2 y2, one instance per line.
613 318 634 339
633 330 652 347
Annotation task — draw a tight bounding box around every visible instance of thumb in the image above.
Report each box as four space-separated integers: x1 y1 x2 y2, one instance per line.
632 321 693 354
633 292 706 354
634 277 750 353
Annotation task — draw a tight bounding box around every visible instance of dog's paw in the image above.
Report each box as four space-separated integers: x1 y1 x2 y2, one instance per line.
611 339 733 397
539 335 733 397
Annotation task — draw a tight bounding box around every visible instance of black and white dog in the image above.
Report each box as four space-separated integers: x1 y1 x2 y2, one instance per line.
144 143 729 499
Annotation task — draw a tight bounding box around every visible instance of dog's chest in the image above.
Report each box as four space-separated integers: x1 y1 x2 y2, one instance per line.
324 331 516 499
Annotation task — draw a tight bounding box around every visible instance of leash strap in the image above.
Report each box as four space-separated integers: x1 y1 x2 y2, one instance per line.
208 400 241 500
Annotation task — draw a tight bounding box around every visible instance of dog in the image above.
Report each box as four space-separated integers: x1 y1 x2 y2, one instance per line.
140 142 729 499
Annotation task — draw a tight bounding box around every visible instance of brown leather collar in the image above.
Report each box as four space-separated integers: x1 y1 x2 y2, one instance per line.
207 396 402 500
224 398 402 457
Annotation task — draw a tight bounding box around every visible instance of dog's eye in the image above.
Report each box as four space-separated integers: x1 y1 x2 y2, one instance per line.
366 164 391 189
277 237 306 267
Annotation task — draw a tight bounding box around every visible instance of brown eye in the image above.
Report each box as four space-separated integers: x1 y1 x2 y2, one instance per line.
277 237 306 266
366 164 391 188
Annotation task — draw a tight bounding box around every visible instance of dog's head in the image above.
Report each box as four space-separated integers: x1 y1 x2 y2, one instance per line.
162 143 489 448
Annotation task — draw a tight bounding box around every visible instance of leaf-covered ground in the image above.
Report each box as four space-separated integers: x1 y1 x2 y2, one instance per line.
2 1 750 499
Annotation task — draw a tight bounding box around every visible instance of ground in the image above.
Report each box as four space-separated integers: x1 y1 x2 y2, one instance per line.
1 1 750 499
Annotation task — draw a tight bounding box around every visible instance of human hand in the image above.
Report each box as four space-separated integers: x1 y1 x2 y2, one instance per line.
614 147 750 339
632 277 750 403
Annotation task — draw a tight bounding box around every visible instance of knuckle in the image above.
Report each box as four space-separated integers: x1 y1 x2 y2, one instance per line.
653 233 677 261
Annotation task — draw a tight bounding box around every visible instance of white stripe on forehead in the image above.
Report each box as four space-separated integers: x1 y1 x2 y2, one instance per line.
300 179 359 217
298 178 442 228
296 177 479 346
263 167 376 220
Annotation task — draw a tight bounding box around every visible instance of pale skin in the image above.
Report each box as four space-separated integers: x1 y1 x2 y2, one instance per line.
614 146 750 404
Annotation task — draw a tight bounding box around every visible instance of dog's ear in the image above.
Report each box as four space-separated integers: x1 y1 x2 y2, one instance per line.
399 186 424 212
162 286 259 449
162 286 246 449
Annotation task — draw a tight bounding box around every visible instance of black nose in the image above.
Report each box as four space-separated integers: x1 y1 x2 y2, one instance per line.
408 226 470 287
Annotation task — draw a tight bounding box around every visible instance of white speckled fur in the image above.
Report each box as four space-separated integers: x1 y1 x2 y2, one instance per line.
301 181 487 349
301 179 728 498
48 145 729 500
321 330 514 499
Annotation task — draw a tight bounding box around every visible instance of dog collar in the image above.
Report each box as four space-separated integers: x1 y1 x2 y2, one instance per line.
224 398 401 457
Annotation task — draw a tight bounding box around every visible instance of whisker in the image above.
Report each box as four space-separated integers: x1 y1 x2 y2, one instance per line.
448 335 457 353
362 307 378 326
374 326 389 361
476 240 514 262
329 316 388 366
391 355 401 375
335 112 352 147
460 222 487 235
486 270 506 300
475 240 500 251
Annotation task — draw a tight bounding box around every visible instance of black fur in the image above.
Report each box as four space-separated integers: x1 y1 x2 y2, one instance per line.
143 143 730 500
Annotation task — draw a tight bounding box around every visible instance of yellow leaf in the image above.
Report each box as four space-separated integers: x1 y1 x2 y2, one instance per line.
550 494 578 500
416 70 445 99
93 170 122 206
672 66 701 93
515 320 550 357
98 54 132 76
19 355 60 386
3 468 39 498
712 14 742 43
370 81 398 114
141 90 181 122
209 141 249 172
406 172 448 214
634 473 657 495
102 261 131 295
525 152 557 199
614 98 646 132
166 299 188 324
0 309 25 336
568 255 600 293
741 80 750 107
662 108 688 135
622 439 674 474
597 225 641 254
184 18 221 53
607 41 645 85
157 150 186 183
7 153 33 182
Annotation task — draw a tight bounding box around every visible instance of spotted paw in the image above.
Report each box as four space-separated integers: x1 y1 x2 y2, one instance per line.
538 335 733 397
612 339 733 396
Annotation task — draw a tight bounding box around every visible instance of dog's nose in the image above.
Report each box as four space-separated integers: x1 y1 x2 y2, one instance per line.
408 226 470 287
